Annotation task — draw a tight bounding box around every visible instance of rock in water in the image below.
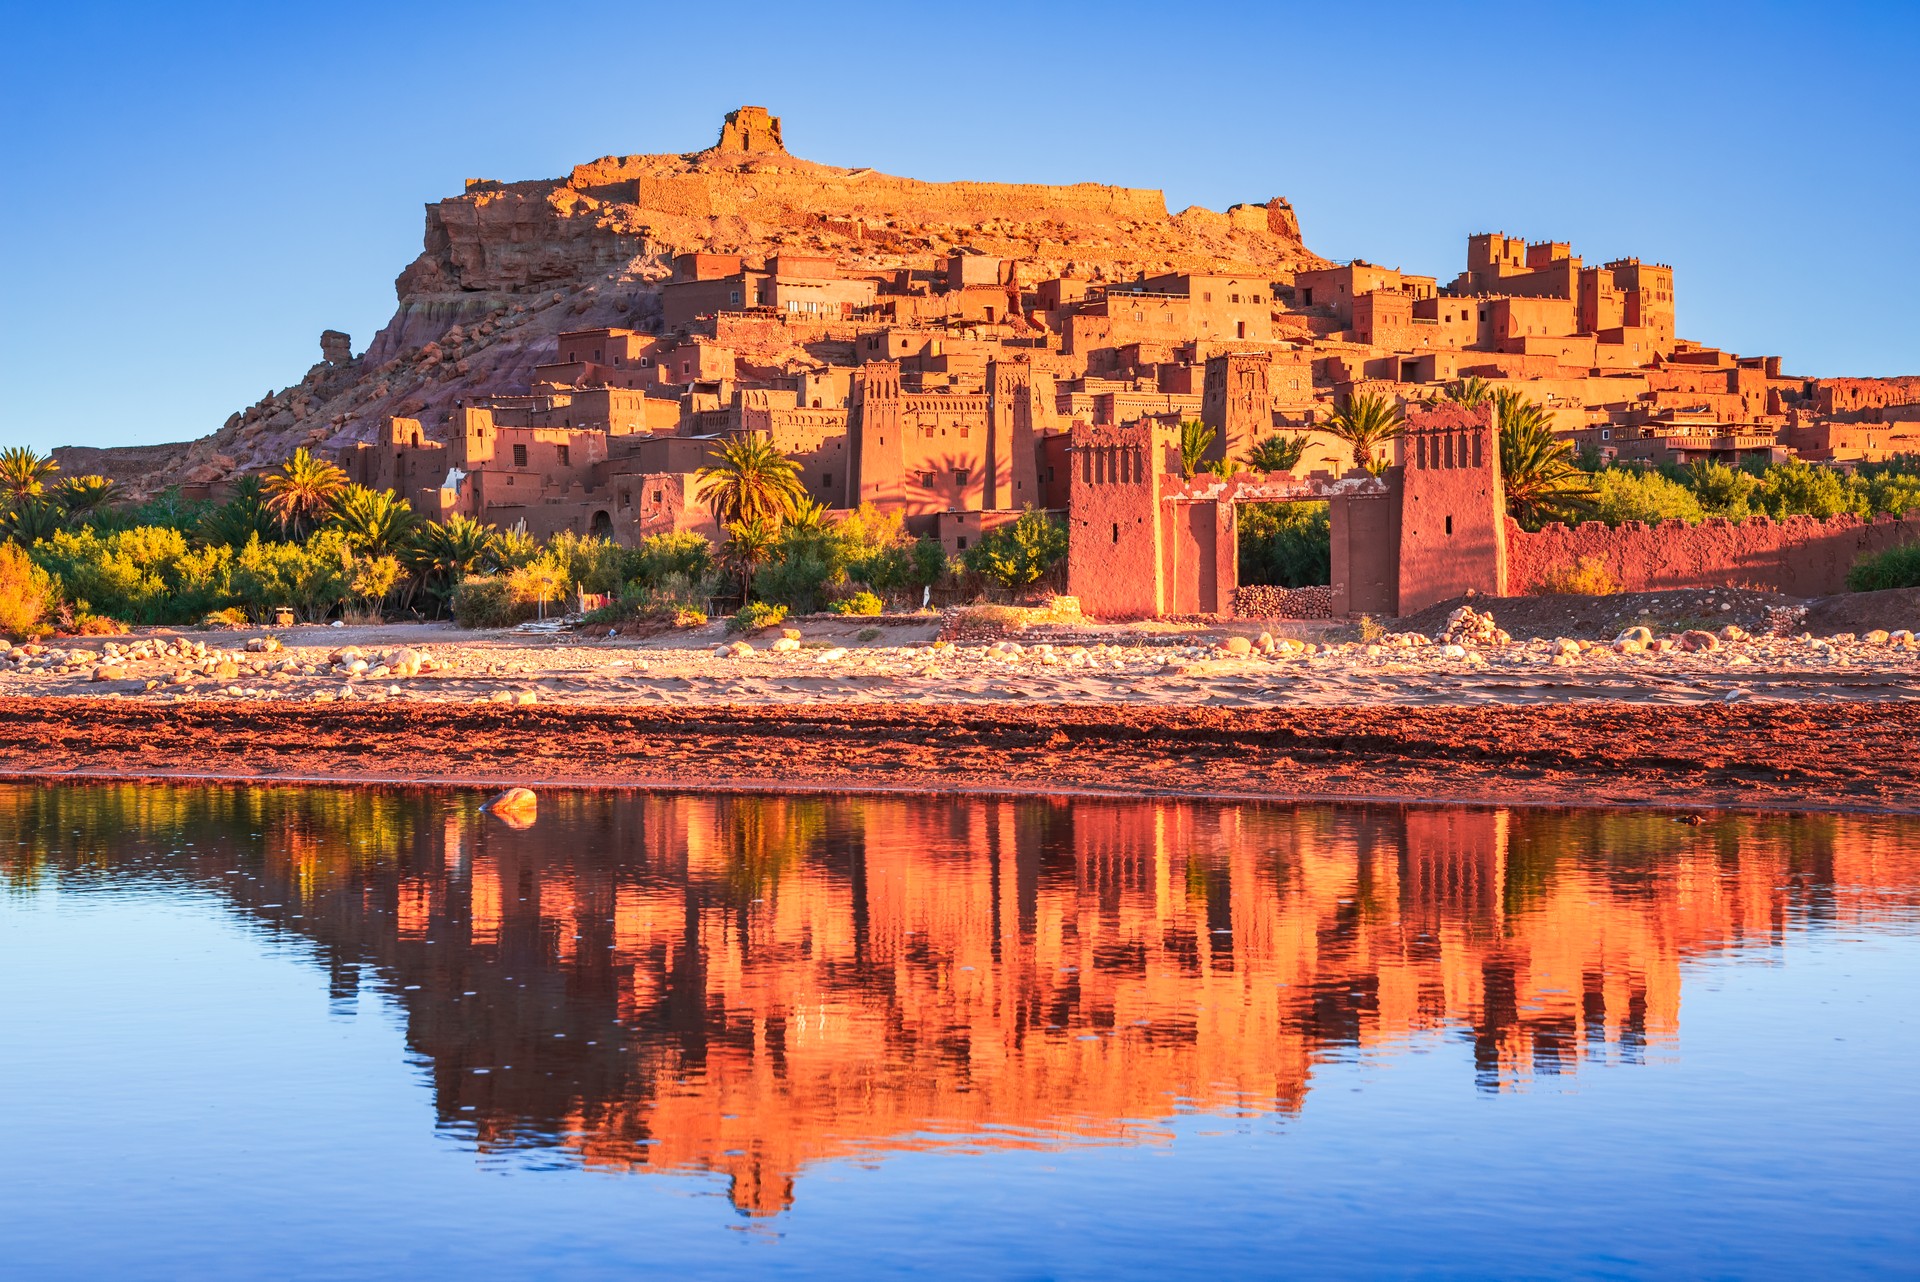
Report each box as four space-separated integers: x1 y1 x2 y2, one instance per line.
485 787 539 828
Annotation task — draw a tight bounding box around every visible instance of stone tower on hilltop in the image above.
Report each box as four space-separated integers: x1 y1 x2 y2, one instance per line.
714 106 785 154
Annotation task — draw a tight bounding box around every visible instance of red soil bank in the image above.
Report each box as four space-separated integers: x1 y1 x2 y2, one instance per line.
2 696 1916 815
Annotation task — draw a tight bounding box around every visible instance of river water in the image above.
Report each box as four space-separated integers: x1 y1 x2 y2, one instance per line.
1 784 1915 1279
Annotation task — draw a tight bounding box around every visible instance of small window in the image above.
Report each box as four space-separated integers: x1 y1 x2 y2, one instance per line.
954 468 970 486
650 490 663 503
918 471 936 487
1111 522 1120 544
557 445 570 466
821 472 832 487
1445 515 1454 535
512 444 527 467
956 537 968 550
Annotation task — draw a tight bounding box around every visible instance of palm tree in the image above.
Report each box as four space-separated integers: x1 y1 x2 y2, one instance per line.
0 447 58 505
785 495 832 532
327 484 418 556
197 474 278 548
262 448 348 538
1495 391 1594 529
1445 376 1492 409
696 434 807 527
0 498 66 545
52 474 118 521
720 515 780 598
1242 434 1309 474
1326 391 1406 474
1177 420 1217 479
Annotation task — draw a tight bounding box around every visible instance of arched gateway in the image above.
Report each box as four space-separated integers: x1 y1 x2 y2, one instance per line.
1065 403 1506 619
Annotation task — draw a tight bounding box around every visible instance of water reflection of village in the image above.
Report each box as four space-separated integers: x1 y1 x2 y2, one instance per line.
5 784 1917 1216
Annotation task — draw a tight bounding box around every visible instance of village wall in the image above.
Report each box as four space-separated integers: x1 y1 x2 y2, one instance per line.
1507 512 1920 597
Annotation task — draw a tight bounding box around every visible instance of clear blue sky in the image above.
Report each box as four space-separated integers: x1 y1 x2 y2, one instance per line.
2 0 1914 453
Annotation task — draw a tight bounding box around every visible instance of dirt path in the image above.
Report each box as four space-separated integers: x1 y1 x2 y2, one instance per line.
4 696 1915 815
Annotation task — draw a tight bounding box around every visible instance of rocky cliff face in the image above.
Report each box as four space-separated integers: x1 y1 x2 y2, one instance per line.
86 110 1322 495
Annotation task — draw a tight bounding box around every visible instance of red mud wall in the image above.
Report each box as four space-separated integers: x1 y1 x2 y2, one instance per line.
1507 512 1920 597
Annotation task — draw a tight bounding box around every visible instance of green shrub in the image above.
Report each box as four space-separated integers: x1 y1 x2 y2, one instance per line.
543 530 628 596
1846 543 1920 592
628 530 715 590
753 535 837 613
830 591 883 616
962 507 1068 588
0 542 56 639
727 601 788 633
1589 468 1705 526
1237 501 1330 587
856 627 883 643
32 525 235 624
450 574 532 629
1752 459 1867 520
232 530 351 622
583 573 707 628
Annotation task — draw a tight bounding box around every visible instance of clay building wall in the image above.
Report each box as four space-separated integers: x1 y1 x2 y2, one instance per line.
1328 489 1400 617
1778 418 1920 464
1817 377 1920 416
1291 263 1413 326
1065 422 1166 619
1201 351 1273 462
1394 404 1507 615
340 417 446 497
1508 512 1920 597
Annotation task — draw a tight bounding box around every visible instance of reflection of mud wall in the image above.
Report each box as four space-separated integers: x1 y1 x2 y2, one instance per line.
1507 512 1920 596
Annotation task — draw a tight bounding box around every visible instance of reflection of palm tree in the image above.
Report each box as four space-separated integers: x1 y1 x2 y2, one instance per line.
1326 392 1405 474
263 448 348 538
714 797 826 904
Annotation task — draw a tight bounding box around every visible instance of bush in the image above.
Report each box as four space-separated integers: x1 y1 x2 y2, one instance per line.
953 603 1026 633
628 530 715 590
32 526 235 624
450 574 532 629
830 591 883 616
583 572 707 628
1846 543 1920 592
1589 468 1705 526
856 627 883 643
727 601 788 633
1531 556 1622 596
0 542 56 639
753 534 837 614
1237 501 1330 587
962 507 1068 589
1753 459 1867 520
543 531 629 596
232 530 352 623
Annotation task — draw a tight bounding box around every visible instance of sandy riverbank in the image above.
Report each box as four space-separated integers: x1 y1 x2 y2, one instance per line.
4 589 1915 813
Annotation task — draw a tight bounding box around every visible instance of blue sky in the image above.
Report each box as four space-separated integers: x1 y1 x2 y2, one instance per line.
2 0 1914 453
